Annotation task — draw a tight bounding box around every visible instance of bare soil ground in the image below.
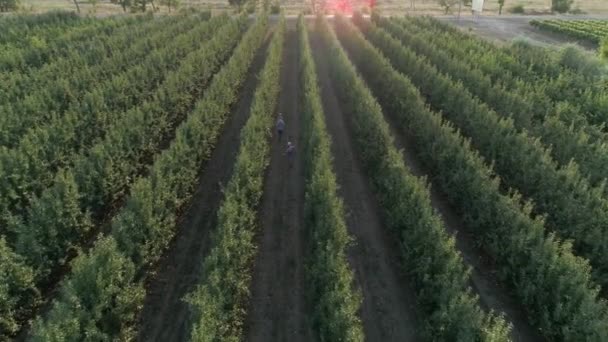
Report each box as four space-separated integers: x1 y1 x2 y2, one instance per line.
339 21 545 341
310 27 422 342
244 26 315 342
440 15 607 50
135 34 270 342
373 94 545 342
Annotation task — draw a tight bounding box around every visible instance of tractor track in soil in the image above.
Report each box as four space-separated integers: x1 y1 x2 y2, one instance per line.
136 32 272 342
338 22 545 341
310 28 422 342
244 25 315 342
379 101 544 342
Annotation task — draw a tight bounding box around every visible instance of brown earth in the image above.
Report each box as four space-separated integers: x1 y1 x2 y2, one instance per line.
440 15 605 50
244 26 315 342
310 26 422 342
336 19 545 341
135 33 271 342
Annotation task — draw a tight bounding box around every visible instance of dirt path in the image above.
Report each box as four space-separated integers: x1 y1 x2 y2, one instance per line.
341 32 545 341
310 29 421 342
136 35 271 342
382 113 544 342
440 16 599 50
244 27 314 342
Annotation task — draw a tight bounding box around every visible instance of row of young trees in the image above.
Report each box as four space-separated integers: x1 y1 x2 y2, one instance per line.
29 14 268 340
297 15 364 341
378 18 608 204
0 14 246 340
0 15 138 73
187 15 284 342
0 13 211 241
531 19 608 45
371 14 608 294
320 15 511 341
347 15 608 341
407 17 608 130
0 14 156 119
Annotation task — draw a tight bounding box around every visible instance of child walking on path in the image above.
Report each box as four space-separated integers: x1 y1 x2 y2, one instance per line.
286 141 296 169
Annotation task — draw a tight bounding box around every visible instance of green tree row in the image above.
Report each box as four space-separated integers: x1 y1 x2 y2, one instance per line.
28 14 269 341
0 11 79 39
186 15 284 342
366 15 608 295
0 15 246 339
404 17 608 132
0 12 84 48
531 19 607 45
321 15 511 341
0 15 142 74
373 17 608 196
297 15 364 342
0 13 212 240
0 14 189 146
345 16 608 341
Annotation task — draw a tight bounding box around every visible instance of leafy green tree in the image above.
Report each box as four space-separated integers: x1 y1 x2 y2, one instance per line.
437 0 458 14
552 0 573 13
160 0 179 12
0 0 19 12
0 238 38 338
498 0 505 14
601 39 608 61
111 0 131 11
228 0 247 10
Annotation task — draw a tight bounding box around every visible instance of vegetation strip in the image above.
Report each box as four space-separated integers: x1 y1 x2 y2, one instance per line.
319 16 511 341
399 16 608 130
0 15 247 339
339 16 608 341
0 13 214 237
0 13 204 148
0 14 157 106
28 13 269 341
531 19 608 45
298 15 364 341
0 13 137 73
362 15 608 293
186 15 285 342
370 15 608 190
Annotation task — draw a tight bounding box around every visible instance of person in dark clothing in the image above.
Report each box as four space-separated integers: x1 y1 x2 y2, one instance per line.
276 113 285 142
286 141 296 168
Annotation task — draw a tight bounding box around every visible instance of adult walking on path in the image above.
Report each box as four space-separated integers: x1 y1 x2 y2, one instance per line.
276 113 285 142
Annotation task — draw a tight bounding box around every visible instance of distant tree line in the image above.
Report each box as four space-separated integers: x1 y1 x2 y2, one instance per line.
0 0 19 12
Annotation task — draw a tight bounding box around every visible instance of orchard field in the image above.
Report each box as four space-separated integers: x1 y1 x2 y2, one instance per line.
1 7 608 342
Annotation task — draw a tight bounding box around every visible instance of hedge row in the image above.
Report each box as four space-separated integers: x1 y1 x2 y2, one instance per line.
341 17 608 341
28 13 269 342
0 13 207 147
13 13 244 279
297 15 364 342
531 19 606 45
371 16 608 192
0 15 247 339
186 16 285 342
402 16 608 131
0 14 158 106
0 13 215 238
0 11 81 44
321 16 511 341
0 14 134 73
363 16 608 294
